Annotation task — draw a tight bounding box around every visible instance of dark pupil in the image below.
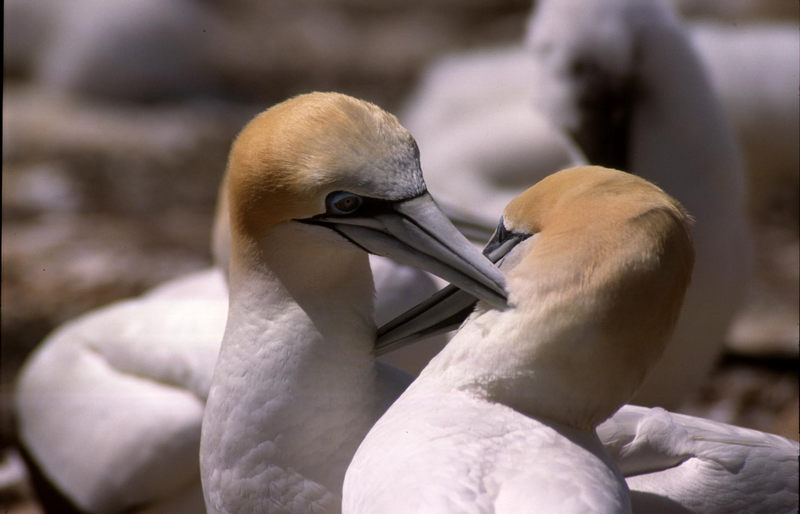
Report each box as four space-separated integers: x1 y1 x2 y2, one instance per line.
335 196 358 212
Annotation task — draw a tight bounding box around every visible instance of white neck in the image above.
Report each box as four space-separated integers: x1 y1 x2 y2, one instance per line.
415 310 627 432
201 223 382 513
414 234 669 432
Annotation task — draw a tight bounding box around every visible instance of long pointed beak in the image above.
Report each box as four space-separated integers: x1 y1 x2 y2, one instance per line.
375 221 529 355
301 193 508 310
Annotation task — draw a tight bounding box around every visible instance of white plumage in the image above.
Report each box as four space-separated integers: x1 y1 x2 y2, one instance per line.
348 393 630 513
401 45 586 229
16 268 225 513
600 404 799 514
689 22 799 215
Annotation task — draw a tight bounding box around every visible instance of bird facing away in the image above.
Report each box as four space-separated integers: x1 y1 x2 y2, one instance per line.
525 0 752 406
199 92 507 514
344 166 695 513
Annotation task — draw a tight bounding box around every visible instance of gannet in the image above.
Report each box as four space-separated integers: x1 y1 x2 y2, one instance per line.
368 170 798 513
14 104 441 513
372 296 800 514
344 166 695 513
198 92 507 513
15 267 227 514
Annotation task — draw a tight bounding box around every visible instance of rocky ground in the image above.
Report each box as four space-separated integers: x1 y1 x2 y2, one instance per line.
2 1 797 512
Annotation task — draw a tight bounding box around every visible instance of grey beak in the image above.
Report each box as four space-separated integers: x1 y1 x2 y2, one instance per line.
300 193 508 311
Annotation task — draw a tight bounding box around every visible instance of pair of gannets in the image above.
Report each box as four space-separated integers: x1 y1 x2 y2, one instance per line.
16 93 795 513
345 166 798 513
199 94 795 513
403 0 753 408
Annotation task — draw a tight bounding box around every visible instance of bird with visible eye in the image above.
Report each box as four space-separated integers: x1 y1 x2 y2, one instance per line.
12 92 452 513
327 191 364 216
199 92 507 514
483 217 530 259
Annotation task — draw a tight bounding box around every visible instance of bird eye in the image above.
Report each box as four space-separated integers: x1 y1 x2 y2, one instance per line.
326 191 363 215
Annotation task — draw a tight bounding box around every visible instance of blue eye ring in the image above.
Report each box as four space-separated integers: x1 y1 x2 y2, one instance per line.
326 191 363 215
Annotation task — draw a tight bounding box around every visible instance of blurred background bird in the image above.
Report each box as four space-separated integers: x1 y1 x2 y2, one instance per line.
2 0 797 512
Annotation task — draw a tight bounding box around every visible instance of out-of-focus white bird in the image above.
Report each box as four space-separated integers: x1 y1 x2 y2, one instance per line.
350 166 798 514
344 166 695 513
687 21 799 355
198 92 507 513
401 45 586 231
688 22 799 216
32 0 216 101
525 0 753 407
14 103 443 513
16 268 227 514
16 263 437 514
402 0 752 408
